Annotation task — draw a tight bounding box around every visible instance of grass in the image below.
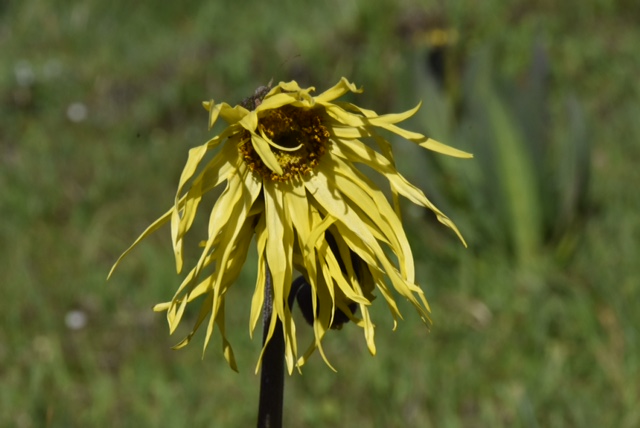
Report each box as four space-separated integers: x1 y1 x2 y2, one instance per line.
2 0 639 426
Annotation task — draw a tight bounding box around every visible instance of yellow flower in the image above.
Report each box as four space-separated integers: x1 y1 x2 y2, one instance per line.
108 77 472 373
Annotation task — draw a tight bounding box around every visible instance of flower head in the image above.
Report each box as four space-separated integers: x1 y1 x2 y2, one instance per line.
109 78 472 373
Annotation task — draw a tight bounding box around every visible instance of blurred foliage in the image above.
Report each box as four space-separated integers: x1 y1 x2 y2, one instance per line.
409 38 591 267
1 0 639 427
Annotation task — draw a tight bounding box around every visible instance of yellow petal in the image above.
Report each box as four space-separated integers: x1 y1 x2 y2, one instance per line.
275 80 306 93
328 125 372 139
172 294 212 349
260 128 303 152
360 304 377 355
365 102 421 126
250 215 268 339
250 131 284 175
284 178 319 291
324 101 472 158
255 92 299 112
107 205 174 279
326 156 415 283
239 109 258 132
309 165 430 322
174 141 238 247
331 138 467 246
216 303 238 372
220 104 250 125
370 269 403 327
323 104 368 127
333 101 378 118
315 77 362 104
188 175 243 284
185 212 258 304
305 171 382 269
264 181 297 373
318 241 369 305
203 101 249 128
378 123 473 158
175 144 210 197
255 307 279 374
169 297 188 334
187 163 261 309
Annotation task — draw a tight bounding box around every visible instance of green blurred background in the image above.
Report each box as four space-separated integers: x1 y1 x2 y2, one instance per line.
2 0 639 426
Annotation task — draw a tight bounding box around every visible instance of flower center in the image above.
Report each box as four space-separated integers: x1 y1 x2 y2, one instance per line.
239 105 329 181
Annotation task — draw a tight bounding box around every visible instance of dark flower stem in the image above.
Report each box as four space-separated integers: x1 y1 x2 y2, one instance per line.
257 267 284 428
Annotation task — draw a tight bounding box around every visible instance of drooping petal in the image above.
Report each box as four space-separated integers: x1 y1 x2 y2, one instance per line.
308 164 431 324
260 128 303 152
330 137 467 246
173 140 240 254
171 293 212 349
207 164 262 295
164 165 261 348
315 77 362 104
255 92 300 112
250 214 268 338
377 122 473 158
239 110 259 132
264 181 297 373
323 155 415 283
273 80 307 95
249 131 285 175
284 177 319 294
202 101 249 128
108 205 174 279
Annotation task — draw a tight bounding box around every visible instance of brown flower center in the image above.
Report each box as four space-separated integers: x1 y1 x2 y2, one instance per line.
239 105 329 181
